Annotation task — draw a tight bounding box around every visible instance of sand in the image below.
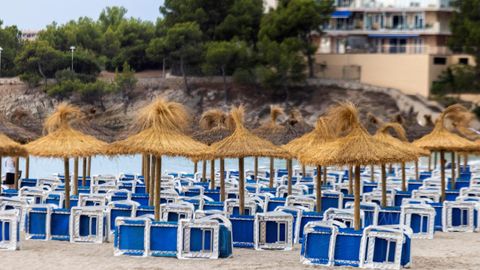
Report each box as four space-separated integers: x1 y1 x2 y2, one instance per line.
2 232 479 270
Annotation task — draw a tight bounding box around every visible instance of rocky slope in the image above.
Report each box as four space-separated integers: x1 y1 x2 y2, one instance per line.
0 75 433 142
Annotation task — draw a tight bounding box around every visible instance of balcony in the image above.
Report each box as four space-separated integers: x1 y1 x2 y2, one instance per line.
325 22 450 35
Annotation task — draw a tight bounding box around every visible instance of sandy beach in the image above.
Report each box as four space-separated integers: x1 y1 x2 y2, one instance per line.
1 232 478 270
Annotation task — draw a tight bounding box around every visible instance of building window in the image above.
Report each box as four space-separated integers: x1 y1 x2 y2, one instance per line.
433 57 447 65
337 0 353 7
458 58 469 65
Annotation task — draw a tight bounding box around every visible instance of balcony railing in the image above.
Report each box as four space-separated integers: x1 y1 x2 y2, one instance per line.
320 45 451 55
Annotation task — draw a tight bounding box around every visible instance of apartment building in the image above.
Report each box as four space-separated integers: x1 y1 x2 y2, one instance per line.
264 0 472 97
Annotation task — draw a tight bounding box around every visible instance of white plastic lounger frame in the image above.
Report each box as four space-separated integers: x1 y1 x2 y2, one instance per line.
412 189 441 203
0 209 20 251
344 202 379 226
275 185 307 198
322 190 344 209
0 197 29 231
24 204 54 240
194 210 225 219
37 178 63 189
323 208 364 228
224 198 258 216
300 220 347 266
359 225 413 270
91 182 118 194
70 206 106 243
177 214 231 259
274 206 304 244
106 200 140 241
363 189 395 207
285 195 315 211
442 200 479 232
254 211 294 251
114 217 151 257
400 202 435 239
459 187 480 198
161 202 195 221
106 189 132 202
161 189 179 204
19 187 50 204
78 194 108 207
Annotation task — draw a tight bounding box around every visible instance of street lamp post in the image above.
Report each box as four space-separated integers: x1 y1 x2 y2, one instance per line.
0 47 3 77
70 46 76 72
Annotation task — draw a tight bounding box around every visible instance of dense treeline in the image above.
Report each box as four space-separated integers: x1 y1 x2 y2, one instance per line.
0 0 334 102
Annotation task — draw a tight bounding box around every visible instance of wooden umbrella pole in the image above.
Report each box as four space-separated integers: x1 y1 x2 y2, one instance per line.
0 157 2 193
370 165 375 182
381 164 387 208
316 165 322 213
73 157 79 195
25 156 30 179
388 164 392 174
194 161 198 175
254 157 258 181
354 164 361 230
287 159 293 195
141 155 145 176
154 156 162 221
145 155 150 199
82 157 87 186
434 152 438 170
149 155 155 206
415 159 419 181
202 160 207 182
302 165 306 178
428 154 432 172
14 157 20 190
348 166 353 195
463 153 468 171
451 152 456 190
269 157 274 188
457 153 461 176
323 166 327 185
64 158 71 208
87 156 91 177
401 162 406 192
210 159 215 190
220 159 225 202
440 150 446 202
239 158 245 215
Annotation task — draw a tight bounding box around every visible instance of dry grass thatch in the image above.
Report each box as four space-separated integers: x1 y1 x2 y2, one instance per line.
413 104 478 152
0 133 28 157
283 117 334 158
253 105 297 145
299 102 418 166
26 103 108 158
210 106 291 159
375 122 430 157
286 108 313 136
107 98 209 159
193 109 232 145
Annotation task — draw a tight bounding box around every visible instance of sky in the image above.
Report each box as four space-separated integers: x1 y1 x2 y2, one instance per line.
0 0 164 30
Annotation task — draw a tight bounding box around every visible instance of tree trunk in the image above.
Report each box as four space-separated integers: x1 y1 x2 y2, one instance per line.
154 156 162 221
239 158 245 215
316 165 322 213
180 57 190 95
370 165 375 182
162 57 166 79
64 158 71 208
220 159 225 202
73 157 79 195
354 164 361 230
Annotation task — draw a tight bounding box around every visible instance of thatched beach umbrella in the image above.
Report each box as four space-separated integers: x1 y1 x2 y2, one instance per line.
0 133 28 192
26 103 108 208
107 98 209 221
193 109 232 193
284 117 334 212
300 103 418 230
374 123 427 206
254 105 295 189
210 106 290 214
413 104 478 198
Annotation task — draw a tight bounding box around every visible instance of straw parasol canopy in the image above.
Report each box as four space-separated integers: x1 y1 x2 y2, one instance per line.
0 134 27 157
192 109 232 146
300 103 418 167
254 105 297 145
413 104 478 152
375 123 429 157
211 106 290 214
107 98 209 221
25 103 108 208
284 117 335 158
107 99 209 159
26 104 108 158
211 106 291 159
285 108 313 137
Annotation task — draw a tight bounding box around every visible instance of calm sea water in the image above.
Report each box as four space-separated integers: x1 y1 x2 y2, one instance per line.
8 154 474 179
